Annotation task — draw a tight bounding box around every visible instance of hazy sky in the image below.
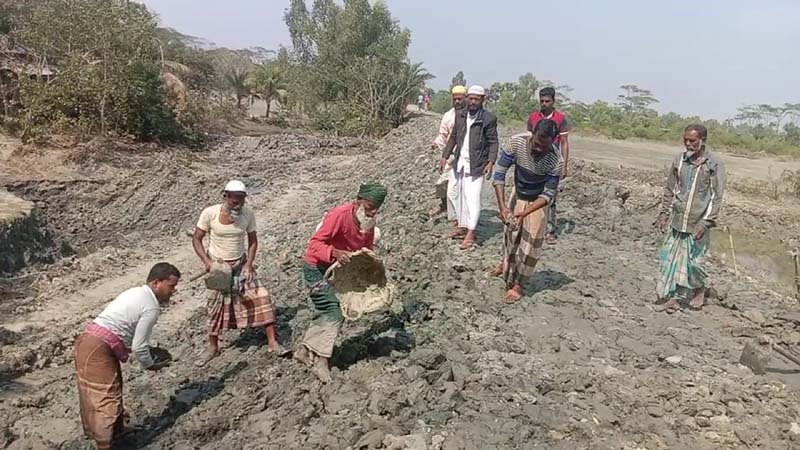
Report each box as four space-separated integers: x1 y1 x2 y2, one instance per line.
139 0 799 120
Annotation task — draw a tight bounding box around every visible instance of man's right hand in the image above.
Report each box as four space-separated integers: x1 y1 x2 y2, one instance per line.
203 261 213 272
332 249 352 264
498 206 512 224
438 158 447 173
656 215 669 233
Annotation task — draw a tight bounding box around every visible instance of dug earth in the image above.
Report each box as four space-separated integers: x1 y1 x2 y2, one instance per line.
2 116 800 449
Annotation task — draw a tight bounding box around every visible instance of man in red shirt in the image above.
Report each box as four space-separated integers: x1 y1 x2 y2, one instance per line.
527 87 570 244
294 183 387 383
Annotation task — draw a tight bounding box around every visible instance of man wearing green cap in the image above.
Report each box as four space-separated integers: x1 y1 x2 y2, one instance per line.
294 183 387 383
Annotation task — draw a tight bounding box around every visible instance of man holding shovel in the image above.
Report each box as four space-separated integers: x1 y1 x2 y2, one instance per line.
294 182 387 383
489 119 563 303
192 180 285 366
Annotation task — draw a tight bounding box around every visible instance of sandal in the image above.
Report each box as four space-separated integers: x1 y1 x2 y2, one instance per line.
486 263 503 278
501 288 523 304
448 228 467 239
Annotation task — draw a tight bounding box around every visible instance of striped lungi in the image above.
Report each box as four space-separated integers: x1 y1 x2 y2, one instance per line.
74 332 124 450
207 256 275 337
657 228 708 300
503 194 547 289
299 263 341 358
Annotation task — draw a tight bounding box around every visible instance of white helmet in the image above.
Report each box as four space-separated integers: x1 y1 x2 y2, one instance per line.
223 180 247 194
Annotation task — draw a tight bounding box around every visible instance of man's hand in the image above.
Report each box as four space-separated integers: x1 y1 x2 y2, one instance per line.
656 215 669 233
561 165 569 179
498 205 512 224
693 223 706 240
439 158 447 173
484 162 494 180
241 263 255 283
332 249 352 264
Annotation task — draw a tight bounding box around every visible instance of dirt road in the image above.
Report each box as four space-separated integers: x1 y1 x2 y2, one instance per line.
2 117 800 450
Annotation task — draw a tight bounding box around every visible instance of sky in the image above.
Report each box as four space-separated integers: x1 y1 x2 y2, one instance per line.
138 0 800 120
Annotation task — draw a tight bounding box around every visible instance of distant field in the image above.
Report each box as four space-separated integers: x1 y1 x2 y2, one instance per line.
570 134 800 181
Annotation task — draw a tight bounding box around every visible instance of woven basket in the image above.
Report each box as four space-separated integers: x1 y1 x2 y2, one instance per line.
324 250 394 321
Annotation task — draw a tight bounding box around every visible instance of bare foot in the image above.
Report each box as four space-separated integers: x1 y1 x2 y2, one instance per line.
661 298 680 314
194 349 219 367
311 356 332 383
269 343 291 357
293 345 312 367
486 262 503 277
689 288 705 310
501 285 523 304
459 237 476 250
545 234 558 245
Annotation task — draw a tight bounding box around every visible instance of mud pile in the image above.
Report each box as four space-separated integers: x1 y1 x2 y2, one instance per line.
2 116 800 450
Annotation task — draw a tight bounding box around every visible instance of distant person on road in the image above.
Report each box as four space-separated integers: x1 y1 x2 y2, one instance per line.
192 180 285 366
430 85 467 219
423 93 431 111
490 120 563 303
417 94 424 111
527 87 570 245
294 183 387 383
74 262 180 450
440 85 499 249
655 124 726 313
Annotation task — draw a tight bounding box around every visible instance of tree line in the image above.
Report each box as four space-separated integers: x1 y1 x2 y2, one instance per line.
430 73 800 156
0 0 430 144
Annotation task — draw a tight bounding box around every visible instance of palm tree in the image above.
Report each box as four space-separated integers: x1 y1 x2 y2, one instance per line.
223 65 251 110
247 63 287 118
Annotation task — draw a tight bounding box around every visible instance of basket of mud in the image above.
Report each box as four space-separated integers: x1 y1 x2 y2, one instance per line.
324 249 395 321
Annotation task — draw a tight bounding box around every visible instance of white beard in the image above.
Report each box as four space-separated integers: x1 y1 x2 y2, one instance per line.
355 205 376 232
223 204 241 221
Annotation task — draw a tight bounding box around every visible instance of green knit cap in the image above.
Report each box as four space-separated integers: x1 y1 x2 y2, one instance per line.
357 183 388 207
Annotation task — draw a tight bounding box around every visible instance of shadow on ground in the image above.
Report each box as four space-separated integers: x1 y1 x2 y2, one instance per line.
118 361 248 449
331 312 415 371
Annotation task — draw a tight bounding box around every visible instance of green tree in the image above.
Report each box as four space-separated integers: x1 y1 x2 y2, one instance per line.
247 62 287 118
450 71 466 88
282 0 428 135
12 0 185 141
617 84 659 116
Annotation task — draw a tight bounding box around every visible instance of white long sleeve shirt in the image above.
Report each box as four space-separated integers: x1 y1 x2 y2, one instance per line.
432 108 456 151
93 285 161 368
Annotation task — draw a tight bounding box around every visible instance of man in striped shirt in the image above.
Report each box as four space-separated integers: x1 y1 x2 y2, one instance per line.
655 124 726 313
528 87 570 245
491 119 563 303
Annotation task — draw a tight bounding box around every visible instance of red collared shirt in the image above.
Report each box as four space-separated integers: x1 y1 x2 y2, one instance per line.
304 202 375 266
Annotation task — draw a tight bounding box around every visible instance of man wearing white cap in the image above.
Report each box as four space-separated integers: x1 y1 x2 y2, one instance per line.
429 85 467 219
192 180 285 365
440 85 499 249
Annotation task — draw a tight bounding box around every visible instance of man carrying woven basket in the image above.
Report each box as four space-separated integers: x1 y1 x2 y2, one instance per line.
294 182 387 383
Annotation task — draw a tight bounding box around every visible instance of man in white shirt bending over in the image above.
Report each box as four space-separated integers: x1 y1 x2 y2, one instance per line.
192 180 284 366
74 262 180 450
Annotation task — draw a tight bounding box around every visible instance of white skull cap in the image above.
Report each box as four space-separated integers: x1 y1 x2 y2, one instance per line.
467 85 485 96
224 180 246 194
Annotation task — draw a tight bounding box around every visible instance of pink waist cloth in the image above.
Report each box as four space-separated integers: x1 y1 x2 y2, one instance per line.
84 323 131 363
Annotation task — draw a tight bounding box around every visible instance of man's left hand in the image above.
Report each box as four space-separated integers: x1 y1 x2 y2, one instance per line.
693 224 706 240
484 162 494 180
241 264 255 283
561 165 569 178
